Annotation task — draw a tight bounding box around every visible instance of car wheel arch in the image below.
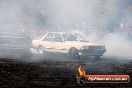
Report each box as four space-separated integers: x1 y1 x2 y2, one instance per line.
68 47 79 59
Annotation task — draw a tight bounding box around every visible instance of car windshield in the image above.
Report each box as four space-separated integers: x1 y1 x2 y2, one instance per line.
62 34 86 41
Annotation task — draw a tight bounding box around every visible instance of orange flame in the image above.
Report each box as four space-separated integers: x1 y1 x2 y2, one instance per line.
78 65 86 76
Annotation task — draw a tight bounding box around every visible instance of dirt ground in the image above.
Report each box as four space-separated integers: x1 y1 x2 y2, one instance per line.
0 53 132 88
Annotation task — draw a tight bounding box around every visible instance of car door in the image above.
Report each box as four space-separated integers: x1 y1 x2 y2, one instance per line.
61 34 81 50
42 33 56 49
60 34 73 50
53 33 64 49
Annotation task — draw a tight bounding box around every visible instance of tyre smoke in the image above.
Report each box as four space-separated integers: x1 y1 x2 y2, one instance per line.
0 0 132 59
102 33 132 58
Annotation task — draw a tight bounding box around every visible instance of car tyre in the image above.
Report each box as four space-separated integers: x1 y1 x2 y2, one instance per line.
36 45 45 57
68 47 79 59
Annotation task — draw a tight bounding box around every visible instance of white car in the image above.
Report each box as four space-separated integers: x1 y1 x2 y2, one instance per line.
32 32 106 59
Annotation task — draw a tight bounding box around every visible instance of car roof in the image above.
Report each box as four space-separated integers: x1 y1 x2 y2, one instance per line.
47 32 78 35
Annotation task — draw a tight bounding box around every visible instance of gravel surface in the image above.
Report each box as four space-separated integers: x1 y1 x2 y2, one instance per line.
0 54 132 88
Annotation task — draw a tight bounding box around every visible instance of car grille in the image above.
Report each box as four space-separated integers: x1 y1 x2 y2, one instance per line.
89 45 105 50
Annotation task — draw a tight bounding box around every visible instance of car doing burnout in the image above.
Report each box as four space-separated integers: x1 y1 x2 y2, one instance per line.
32 32 106 59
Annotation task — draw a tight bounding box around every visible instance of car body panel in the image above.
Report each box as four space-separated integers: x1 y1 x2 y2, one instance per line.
32 32 106 56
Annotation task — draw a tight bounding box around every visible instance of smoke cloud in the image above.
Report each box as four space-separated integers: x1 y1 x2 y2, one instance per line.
47 0 132 58
102 33 132 58
0 0 132 59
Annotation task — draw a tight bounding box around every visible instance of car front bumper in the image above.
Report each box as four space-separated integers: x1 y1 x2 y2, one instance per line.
79 45 106 56
80 49 106 56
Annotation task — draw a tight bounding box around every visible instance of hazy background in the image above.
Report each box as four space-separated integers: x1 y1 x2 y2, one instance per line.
0 0 132 58
0 0 131 31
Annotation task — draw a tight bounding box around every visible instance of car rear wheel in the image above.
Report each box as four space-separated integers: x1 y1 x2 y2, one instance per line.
36 45 45 56
68 47 79 59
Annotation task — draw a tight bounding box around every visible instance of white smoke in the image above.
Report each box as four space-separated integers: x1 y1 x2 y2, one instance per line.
0 0 48 32
0 0 132 60
47 0 99 31
101 33 132 58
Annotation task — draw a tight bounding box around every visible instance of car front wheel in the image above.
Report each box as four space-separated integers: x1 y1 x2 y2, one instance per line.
68 47 79 59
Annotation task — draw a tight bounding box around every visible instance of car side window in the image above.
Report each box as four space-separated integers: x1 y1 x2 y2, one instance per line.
54 33 62 42
66 34 77 41
43 33 55 41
